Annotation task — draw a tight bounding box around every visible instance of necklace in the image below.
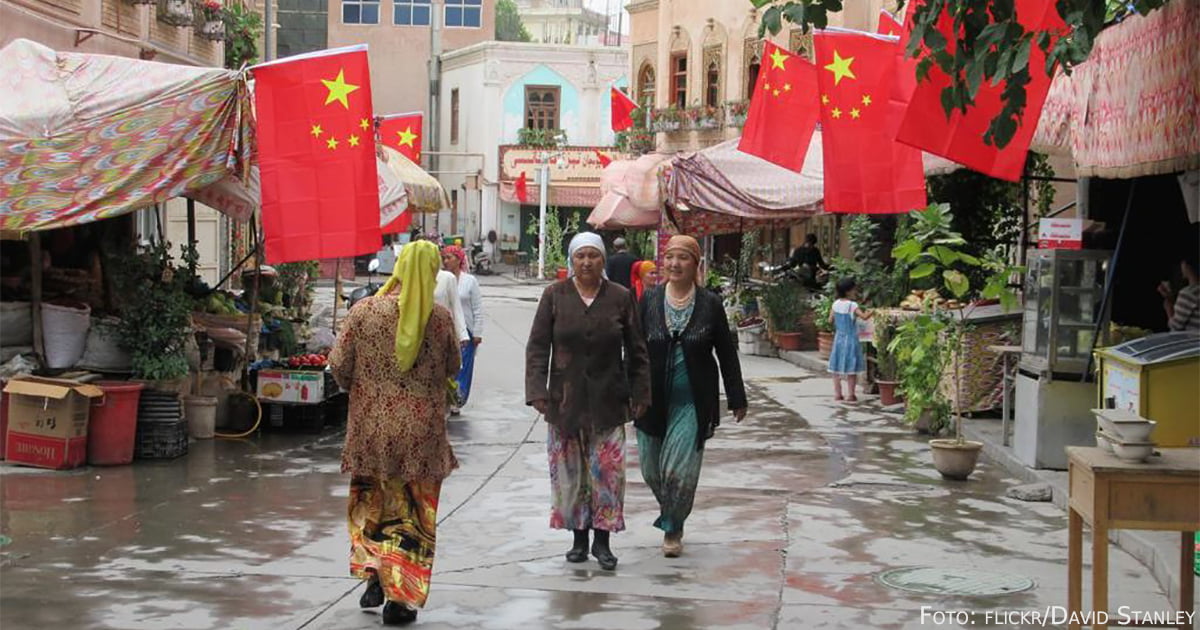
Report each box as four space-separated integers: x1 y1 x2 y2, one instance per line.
665 284 695 307
664 286 695 334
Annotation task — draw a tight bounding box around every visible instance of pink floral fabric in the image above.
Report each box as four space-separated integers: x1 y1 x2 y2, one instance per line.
547 423 626 532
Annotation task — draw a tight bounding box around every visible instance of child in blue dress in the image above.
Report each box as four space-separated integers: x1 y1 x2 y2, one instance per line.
828 278 873 401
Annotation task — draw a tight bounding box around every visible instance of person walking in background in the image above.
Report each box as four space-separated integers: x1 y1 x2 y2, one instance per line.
605 237 637 289
329 240 462 626
636 235 747 558
442 245 483 415
630 260 658 303
828 278 873 402
525 232 651 571
435 264 470 348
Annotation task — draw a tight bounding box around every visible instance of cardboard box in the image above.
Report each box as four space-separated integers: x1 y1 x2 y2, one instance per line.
3 376 103 470
255 370 326 404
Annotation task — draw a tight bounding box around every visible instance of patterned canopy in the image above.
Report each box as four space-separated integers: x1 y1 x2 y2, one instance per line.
0 39 253 232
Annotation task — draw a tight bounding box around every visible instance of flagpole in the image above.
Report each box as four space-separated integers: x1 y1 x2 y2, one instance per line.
537 155 549 279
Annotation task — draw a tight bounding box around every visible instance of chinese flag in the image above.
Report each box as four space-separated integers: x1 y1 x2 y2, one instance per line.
877 9 917 103
515 171 529 203
814 29 926 214
737 41 819 173
611 87 638 132
253 46 381 264
895 0 1063 182
379 112 423 163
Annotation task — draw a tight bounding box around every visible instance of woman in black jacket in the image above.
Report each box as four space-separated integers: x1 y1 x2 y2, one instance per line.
635 235 747 558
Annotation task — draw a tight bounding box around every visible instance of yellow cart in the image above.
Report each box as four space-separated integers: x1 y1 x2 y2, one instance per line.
1095 332 1200 447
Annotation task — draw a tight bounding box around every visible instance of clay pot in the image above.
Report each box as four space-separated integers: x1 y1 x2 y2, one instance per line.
877 381 902 406
775 332 804 351
929 439 983 480
817 331 834 359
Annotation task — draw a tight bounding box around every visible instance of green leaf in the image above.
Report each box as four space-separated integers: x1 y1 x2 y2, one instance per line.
910 263 937 279
750 0 774 8
943 270 969 298
762 5 782 35
1012 37 1031 74
930 245 960 266
892 239 922 263
957 251 982 266
782 3 807 29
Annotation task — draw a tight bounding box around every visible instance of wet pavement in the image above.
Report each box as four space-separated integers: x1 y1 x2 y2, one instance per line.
1 278 1193 629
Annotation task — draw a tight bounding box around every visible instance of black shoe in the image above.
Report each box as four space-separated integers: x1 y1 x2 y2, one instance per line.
382 602 417 625
359 577 384 608
565 529 589 563
591 542 618 570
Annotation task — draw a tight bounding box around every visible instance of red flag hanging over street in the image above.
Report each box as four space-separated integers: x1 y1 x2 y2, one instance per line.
611 87 638 132
877 8 917 103
737 41 819 173
895 0 1064 182
595 150 612 167
253 45 381 264
515 171 529 203
814 28 926 214
379 112 423 163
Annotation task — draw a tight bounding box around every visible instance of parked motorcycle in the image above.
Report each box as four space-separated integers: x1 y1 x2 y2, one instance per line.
471 241 494 276
344 259 383 309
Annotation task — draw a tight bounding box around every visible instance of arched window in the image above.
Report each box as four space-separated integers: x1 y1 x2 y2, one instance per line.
745 52 761 100
525 86 560 130
637 64 656 108
705 59 720 108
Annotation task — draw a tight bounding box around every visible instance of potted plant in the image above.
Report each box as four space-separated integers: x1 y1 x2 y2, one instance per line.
725 100 750 127
889 203 1023 480
762 280 805 351
873 313 902 405
196 0 225 40
651 106 682 132
812 293 834 359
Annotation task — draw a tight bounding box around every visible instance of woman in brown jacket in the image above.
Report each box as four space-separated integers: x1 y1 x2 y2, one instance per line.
525 232 651 571
330 240 461 626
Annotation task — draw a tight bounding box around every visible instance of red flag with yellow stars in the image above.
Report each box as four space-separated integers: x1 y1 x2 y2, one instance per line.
737 41 819 173
252 45 381 264
379 112 423 163
895 0 1064 182
814 28 926 214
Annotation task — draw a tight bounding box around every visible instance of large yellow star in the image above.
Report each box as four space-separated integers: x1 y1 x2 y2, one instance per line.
326 137 339 150
397 126 417 148
769 47 788 70
824 51 856 86
310 123 323 138
321 70 360 109
348 134 361 147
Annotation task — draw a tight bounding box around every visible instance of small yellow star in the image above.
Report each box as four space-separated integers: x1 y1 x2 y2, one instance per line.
310 124 323 138
773 89 780 96
360 118 371 130
348 134 360 147
769 47 788 70
397 126 417 148
821 94 830 105
763 82 772 91
861 94 872 106
831 107 842 119
783 83 792 92
321 69 360 109
326 137 339 150
824 50 857 85
850 108 861 119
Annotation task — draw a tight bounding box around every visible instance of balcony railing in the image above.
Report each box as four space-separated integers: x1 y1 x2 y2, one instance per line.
649 102 751 133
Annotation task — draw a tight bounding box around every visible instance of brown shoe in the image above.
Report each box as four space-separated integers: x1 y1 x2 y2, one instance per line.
662 532 683 558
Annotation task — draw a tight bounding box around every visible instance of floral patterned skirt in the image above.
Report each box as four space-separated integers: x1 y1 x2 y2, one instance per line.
547 423 626 532
348 476 441 607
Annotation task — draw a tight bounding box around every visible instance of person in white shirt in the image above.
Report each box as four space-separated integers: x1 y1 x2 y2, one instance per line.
441 246 483 415
434 269 469 347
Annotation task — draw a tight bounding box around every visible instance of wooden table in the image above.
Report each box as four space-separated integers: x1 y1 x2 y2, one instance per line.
1067 446 1200 629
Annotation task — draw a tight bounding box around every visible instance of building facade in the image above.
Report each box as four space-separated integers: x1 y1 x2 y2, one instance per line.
436 41 628 251
326 0 497 117
516 0 608 46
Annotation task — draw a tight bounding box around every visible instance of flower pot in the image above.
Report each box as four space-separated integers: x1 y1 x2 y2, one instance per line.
775 332 804 351
816 331 834 359
555 267 568 280
158 0 193 26
877 380 902 406
929 439 983 480
198 18 225 40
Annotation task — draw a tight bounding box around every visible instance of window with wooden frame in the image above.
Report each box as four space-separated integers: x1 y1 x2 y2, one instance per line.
703 46 722 109
450 88 460 145
671 53 688 109
524 86 560 130
637 64 656 108
744 40 763 100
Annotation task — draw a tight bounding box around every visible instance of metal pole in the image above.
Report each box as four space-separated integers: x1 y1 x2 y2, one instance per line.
428 0 442 181
537 158 549 279
186 198 197 277
1081 180 1136 383
332 259 341 333
30 232 44 362
263 0 275 61
616 4 622 46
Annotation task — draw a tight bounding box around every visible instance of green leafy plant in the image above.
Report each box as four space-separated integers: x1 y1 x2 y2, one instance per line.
889 203 1023 440
495 0 532 42
754 0 1169 148
517 128 568 148
524 207 579 278
761 280 806 334
223 1 263 70
106 240 198 382
872 312 901 381
811 292 833 333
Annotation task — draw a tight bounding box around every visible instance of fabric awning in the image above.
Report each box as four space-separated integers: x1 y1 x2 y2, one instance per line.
377 146 450 214
0 39 253 232
1031 0 1200 178
586 153 672 229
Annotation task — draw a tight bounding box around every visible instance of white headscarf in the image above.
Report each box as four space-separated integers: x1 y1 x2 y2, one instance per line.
566 232 607 278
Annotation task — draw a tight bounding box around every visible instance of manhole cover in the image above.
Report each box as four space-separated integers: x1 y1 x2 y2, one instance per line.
878 566 1035 596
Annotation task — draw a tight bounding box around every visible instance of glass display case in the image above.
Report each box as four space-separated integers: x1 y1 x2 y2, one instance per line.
1020 249 1112 376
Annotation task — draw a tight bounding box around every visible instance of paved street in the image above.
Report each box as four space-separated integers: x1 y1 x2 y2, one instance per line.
0 277 1190 629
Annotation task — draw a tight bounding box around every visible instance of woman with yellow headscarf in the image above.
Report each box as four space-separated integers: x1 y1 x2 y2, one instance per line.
329 240 462 626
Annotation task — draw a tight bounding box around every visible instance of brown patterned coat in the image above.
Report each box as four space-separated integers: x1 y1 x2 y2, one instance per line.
525 279 651 433
330 295 461 481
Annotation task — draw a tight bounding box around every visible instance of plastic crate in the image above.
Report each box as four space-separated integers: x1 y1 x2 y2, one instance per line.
264 402 325 434
134 419 189 459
